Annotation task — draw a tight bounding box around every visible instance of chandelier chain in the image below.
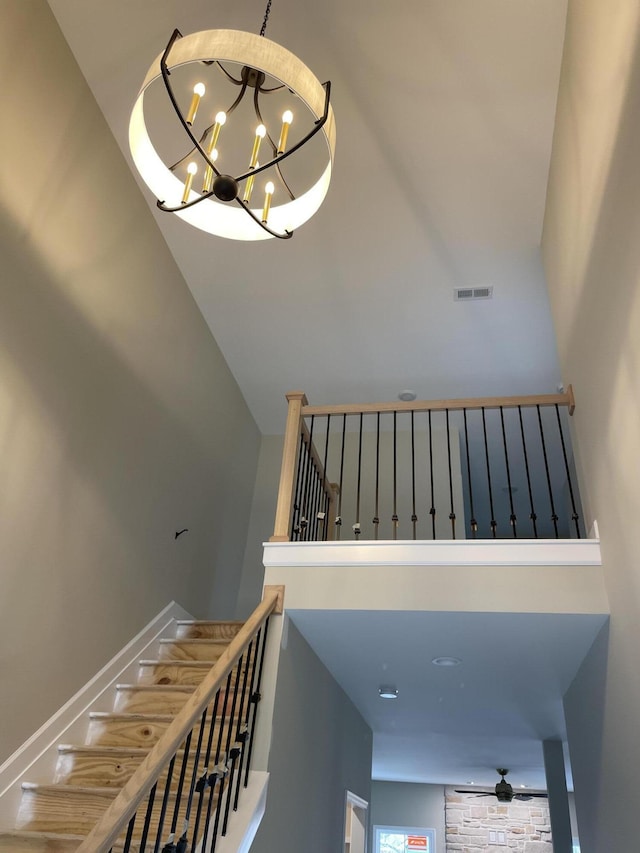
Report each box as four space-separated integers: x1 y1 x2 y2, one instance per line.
259 0 272 37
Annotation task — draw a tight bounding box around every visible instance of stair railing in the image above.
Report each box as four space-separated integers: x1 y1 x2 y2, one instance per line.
76 586 283 853
270 387 581 542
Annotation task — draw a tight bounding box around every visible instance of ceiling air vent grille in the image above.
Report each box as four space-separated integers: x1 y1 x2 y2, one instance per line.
454 286 493 301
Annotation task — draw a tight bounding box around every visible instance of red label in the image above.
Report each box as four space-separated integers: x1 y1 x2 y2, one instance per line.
407 837 428 850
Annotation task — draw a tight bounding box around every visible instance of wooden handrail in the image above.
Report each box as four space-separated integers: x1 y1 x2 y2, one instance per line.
302 386 575 417
76 588 282 853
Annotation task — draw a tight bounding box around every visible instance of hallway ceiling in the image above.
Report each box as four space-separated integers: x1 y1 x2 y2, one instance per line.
47 0 572 790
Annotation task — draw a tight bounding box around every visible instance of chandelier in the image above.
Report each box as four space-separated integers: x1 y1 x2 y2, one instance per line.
128 1 336 240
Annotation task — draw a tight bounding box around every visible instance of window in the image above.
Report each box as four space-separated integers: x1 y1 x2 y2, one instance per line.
374 825 436 853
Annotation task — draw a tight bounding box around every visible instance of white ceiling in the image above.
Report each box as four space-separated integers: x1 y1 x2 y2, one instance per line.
289 609 606 790
46 0 577 790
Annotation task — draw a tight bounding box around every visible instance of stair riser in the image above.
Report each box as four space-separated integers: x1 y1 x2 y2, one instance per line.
137 663 245 688
114 688 195 716
175 622 242 640
158 641 229 662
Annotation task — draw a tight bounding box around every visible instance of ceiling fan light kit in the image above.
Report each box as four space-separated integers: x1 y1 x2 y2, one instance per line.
129 0 335 241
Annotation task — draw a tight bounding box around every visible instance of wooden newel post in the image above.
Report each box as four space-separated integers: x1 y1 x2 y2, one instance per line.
270 391 308 542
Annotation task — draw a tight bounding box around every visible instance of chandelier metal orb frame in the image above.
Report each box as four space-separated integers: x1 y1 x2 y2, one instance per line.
129 3 336 241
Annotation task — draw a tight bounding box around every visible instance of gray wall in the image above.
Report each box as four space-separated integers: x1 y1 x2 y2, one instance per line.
542 0 640 848
0 1 260 761
370 781 445 853
251 619 372 853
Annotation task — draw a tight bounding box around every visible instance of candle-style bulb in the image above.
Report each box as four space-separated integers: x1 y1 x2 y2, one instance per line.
202 149 219 193
207 111 227 155
262 181 275 223
186 82 206 126
249 124 267 169
181 162 198 204
277 111 293 155
243 161 259 204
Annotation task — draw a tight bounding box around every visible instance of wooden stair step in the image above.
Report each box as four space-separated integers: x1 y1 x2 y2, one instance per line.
54 745 211 791
86 713 175 748
86 710 235 749
137 659 245 687
175 620 243 640
158 638 230 662
114 684 195 715
0 830 140 852
16 784 205 841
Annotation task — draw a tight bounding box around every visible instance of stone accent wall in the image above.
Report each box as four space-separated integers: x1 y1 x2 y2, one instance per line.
445 788 552 852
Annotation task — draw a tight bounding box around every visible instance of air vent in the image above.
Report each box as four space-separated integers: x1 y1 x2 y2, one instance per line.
454 286 493 301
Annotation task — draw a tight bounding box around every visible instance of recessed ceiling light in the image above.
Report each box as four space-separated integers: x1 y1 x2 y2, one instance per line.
431 656 462 667
379 685 399 699
398 390 417 402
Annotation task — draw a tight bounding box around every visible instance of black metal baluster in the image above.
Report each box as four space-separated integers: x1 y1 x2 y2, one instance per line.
300 416 316 541
241 628 262 791
518 405 538 538
320 414 331 539
445 408 456 538
232 639 256 810
411 411 417 540
336 414 346 540
153 754 176 853
537 404 559 537
500 406 517 538
221 657 245 836
428 410 436 539
173 708 208 853
191 693 221 849
291 430 306 540
207 671 235 853
314 473 323 541
354 413 363 538
162 729 191 850
482 407 497 538
392 411 398 539
373 412 380 540
555 404 581 538
122 814 137 853
139 781 158 852
243 618 270 788
202 677 232 853
463 409 478 538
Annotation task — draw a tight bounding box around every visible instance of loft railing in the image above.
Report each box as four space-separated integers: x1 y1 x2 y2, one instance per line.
271 388 582 542
76 587 282 853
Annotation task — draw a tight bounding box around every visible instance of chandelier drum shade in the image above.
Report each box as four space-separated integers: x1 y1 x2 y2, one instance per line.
129 27 336 240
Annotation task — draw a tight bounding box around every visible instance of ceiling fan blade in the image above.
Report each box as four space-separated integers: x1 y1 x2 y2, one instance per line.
454 790 494 796
514 792 548 800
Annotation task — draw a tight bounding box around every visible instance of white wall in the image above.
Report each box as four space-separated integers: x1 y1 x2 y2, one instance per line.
542 0 640 848
0 1 260 761
250 619 373 853
370 781 445 853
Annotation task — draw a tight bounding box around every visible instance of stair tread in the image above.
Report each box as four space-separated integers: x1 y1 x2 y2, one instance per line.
138 659 214 667
22 783 121 795
89 711 174 720
58 744 150 755
116 683 196 691
159 638 229 644
176 620 243 625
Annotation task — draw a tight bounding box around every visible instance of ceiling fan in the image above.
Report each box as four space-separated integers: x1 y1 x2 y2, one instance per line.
455 768 548 803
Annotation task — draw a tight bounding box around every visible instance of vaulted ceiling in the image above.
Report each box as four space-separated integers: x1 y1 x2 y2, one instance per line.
47 0 567 434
